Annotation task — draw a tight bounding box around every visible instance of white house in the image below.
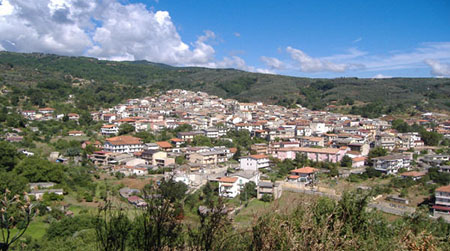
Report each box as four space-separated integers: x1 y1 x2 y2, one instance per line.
240 154 270 171
103 136 144 153
218 175 253 198
372 154 411 174
101 124 119 136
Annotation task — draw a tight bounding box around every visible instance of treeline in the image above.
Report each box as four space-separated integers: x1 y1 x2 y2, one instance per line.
11 184 450 250
1 52 450 115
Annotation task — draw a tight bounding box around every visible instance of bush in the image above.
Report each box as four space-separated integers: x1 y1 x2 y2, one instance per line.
260 194 273 202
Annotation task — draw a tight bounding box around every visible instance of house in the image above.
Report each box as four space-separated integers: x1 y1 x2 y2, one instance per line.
257 181 282 200
127 195 147 207
141 150 174 167
218 175 253 198
277 147 348 163
240 154 270 171
400 171 426 181
81 140 102 149
299 136 324 147
101 124 119 136
38 107 55 114
352 156 366 168
156 141 173 151
177 131 204 142
287 167 318 184
203 127 219 138
251 143 268 155
376 133 396 150
68 113 80 121
372 154 411 174
433 185 450 216
68 130 84 136
103 135 143 153
170 138 184 148
29 182 55 190
218 177 240 198
29 189 64 200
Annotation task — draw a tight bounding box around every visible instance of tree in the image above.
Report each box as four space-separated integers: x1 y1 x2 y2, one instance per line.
0 142 19 172
240 181 257 201
368 147 387 165
129 183 184 250
341 155 353 168
95 200 131 251
158 179 188 203
188 198 231 250
0 190 32 251
118 123 135 135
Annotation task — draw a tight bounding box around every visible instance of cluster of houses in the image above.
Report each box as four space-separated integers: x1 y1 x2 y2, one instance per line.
82 90 450 202
21 108 80 122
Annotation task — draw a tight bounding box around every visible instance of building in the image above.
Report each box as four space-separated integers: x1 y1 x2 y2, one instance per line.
103 136 143 153
277 147 348 163
287 167 318 184
299 136 324 147
400 171 426 181
372 154 411 174
240 154 270 171
68 130 84 136
101 124 119 136
141 150 174 167
218 175 253 198
257 181 282 200
433 185 450 216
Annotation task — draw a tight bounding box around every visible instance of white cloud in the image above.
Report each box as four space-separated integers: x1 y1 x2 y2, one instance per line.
233 32 240 37
372 74 392 79
0 0 269 73
286 46 363 73
260 56 284 70
352 37 362 43
424 59 450 77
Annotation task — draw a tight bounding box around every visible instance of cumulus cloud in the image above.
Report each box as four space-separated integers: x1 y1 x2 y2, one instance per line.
424 59 450 77
286 46 363 73
260 56 284 70
372 74 392 79
0 0 269 73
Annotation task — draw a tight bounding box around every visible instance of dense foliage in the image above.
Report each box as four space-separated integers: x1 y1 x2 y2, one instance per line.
1 52 449 115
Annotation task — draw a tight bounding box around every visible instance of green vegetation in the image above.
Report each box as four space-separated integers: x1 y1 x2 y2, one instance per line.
1 52 450 116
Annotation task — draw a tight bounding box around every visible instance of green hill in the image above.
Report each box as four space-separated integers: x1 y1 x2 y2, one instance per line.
0 52 449 117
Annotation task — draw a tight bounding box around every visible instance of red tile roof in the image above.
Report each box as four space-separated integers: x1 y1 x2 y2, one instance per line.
291 167 318 174
106 136 142 145
436 185 450 193
218 177 238 183
156 141 172 148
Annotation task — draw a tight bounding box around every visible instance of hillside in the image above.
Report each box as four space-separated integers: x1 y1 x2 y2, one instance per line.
0 52 449 116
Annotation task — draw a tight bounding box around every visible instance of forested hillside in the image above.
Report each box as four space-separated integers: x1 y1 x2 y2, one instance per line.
0 52 449 116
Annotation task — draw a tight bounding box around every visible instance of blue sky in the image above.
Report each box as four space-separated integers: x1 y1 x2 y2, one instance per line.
1 0 449 77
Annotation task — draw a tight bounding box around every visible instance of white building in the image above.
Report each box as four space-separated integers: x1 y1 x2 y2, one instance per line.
218 176 251 198
101 124 119 136
433 185 450 216
240 154 270 171
372 154 411 174
103 136 144 153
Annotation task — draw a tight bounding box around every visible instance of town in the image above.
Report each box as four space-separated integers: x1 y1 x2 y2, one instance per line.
15 89 450 223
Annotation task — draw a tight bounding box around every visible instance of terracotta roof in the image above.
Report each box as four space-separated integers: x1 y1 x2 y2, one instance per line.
352 157 366 162
288 175 300 179
229 147 237 153
291 167 318 174
156 141 172 148
278 147 340 154
170 138 184 142
102 124 117 128
106 136 142 145
400 171 426 177
436 185 450 193
249 154 268 159
218 177 238 183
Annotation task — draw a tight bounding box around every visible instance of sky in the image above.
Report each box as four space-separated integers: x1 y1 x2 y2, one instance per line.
0 0 449 78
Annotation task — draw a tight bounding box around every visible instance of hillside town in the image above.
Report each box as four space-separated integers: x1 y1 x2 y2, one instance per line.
18 89 448 221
